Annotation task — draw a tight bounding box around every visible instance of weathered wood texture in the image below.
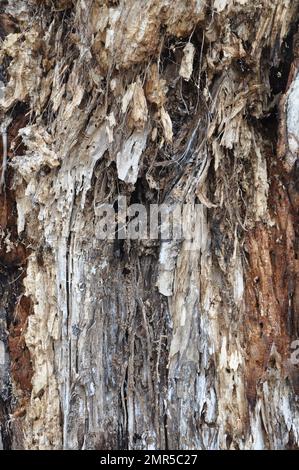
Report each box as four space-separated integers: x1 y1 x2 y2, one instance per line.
0 0 299 449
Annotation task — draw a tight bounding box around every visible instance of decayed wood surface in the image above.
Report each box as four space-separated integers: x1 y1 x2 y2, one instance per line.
0 0 299 450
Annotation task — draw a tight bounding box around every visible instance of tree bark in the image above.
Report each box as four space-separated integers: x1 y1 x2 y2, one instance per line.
0 0 299 450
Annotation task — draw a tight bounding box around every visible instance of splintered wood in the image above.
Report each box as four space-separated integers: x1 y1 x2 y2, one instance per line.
0 0 298 450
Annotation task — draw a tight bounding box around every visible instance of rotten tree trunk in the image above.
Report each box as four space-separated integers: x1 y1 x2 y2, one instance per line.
0 0 299 450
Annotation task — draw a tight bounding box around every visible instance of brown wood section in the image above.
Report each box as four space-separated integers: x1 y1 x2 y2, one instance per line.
245 155 299 405
8 295 33 396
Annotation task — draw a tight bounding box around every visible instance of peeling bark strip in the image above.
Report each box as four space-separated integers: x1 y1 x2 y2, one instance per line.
0 0 299 450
